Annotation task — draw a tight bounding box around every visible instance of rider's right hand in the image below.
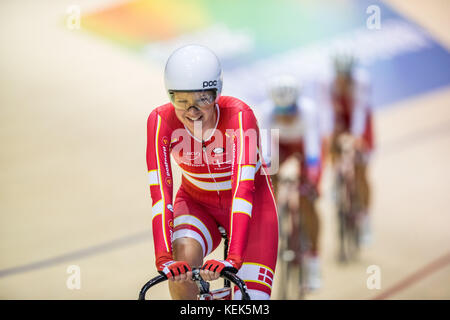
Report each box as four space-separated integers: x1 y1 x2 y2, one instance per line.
157 259 192 281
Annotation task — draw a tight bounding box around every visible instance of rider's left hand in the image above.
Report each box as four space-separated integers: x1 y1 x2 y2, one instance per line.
306 165 321 187
200 259 238 281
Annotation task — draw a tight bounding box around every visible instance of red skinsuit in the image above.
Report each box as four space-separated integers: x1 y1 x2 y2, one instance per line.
146 96 278 296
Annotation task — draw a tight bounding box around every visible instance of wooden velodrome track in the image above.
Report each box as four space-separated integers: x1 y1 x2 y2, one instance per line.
0 0 449 299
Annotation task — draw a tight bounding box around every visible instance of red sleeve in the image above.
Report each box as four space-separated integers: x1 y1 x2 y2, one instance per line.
227 110 260 269
146 110 174 267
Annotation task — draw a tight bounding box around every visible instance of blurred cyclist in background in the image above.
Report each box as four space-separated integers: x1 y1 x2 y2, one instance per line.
321 54 375 246
259 75 323 291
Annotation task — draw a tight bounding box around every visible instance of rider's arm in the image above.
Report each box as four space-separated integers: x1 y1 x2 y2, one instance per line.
302 98 322 187
351 70 371 140
351 98 367 139
318 80 335 139
146 110 176 271
227 109 260 270
255 103 272 169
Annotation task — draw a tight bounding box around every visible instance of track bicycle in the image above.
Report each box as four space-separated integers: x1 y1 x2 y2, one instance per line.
276 157 310 299
334 134 364 262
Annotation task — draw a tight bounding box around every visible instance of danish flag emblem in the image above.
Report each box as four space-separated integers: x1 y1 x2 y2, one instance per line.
257 267 273 286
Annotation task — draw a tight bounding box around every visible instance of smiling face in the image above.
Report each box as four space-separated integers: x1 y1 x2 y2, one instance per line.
171 90 217 136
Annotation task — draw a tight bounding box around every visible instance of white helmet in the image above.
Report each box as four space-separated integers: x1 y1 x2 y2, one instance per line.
164 44 223 102
267 74 299 108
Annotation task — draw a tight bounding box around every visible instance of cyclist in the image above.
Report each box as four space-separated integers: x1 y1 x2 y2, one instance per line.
146 44 278 300
321 54 374 246
259 74 323 291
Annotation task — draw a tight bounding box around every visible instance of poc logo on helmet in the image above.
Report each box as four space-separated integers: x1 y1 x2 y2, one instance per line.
203 80 217 88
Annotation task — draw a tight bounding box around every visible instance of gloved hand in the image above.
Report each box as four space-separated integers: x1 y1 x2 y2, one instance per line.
157 258 192 280
201 259 239 281
354 136 366 151
306 164 321 187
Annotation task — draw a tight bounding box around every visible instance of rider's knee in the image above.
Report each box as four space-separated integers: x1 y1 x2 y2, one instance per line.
172 237 204 267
